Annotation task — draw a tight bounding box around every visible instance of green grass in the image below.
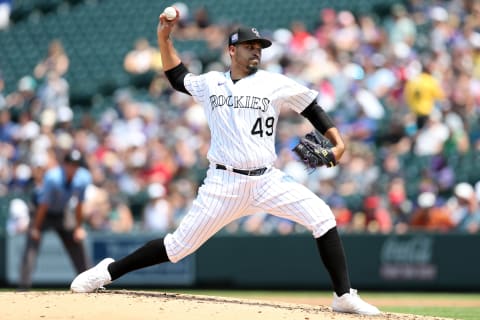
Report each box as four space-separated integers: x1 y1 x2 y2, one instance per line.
381 306 479 320
362 292 480 320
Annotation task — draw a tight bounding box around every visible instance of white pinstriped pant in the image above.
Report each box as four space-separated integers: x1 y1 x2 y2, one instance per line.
164 165 336 263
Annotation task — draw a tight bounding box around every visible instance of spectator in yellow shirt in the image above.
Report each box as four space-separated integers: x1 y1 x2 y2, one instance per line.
404 63 445 130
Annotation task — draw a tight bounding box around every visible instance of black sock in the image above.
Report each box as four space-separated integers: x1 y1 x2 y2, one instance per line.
107 238 170 281
315 227 351 296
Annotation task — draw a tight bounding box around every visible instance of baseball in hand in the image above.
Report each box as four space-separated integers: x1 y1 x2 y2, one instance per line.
163 6 177 20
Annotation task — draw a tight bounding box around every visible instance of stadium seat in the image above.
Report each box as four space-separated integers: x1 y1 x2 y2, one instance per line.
1 0 406 104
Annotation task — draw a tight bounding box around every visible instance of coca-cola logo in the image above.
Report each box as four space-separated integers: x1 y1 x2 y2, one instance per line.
381 236 433 263
379 236 437 280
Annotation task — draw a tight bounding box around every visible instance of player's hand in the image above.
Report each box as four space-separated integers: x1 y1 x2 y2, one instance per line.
30 228 41 241
157 7 180 40
330 145 345 163
73 226 87 242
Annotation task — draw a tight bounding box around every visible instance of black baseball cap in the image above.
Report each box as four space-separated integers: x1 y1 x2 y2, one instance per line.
228 27 272 48
64 149 84 166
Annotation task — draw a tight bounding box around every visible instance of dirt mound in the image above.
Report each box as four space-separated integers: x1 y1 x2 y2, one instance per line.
1 290 450 320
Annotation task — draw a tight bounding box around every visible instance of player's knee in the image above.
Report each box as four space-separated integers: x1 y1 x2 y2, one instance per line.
312 218 337 238
164 233 192 263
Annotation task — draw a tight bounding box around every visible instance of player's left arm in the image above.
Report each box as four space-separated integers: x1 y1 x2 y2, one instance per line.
322 127 345 162
300 101 345 162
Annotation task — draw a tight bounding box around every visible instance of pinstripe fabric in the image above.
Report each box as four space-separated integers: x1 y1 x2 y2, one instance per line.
165 165 251 262
184 70 317 169
164 69 332 263
164 166 335 263
250 168 336 238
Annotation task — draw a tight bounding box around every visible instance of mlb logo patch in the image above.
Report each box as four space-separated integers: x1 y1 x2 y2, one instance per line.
231 33 238 43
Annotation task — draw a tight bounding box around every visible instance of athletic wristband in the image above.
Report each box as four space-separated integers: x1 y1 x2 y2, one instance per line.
300 101 334 135
164 62 190 95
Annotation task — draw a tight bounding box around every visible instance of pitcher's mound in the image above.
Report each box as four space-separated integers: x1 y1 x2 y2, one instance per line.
1 290 448 320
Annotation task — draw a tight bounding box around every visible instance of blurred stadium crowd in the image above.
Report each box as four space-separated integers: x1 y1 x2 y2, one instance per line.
2 0 480 236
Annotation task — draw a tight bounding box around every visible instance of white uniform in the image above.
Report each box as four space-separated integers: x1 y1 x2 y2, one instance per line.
164 70 336 263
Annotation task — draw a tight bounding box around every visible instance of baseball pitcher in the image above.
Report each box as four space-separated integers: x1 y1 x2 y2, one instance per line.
70 7 380 316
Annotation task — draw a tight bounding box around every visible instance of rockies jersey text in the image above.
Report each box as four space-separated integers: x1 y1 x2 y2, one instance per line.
184 70 318 169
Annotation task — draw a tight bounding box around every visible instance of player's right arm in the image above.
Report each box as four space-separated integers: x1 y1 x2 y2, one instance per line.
157 9 191 95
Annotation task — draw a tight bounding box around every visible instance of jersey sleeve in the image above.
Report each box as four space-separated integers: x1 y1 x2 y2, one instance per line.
272 74 318 113
184 73 208 103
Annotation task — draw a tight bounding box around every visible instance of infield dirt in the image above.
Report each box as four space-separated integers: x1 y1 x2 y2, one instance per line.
1 290 459 320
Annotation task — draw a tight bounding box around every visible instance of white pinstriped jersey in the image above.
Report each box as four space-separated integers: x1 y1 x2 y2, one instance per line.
164 70 337 263
184 70 318 169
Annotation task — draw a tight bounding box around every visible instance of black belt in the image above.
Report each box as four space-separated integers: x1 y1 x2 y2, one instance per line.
216 164 268 176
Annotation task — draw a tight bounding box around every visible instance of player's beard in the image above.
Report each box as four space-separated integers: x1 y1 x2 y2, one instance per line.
247 58 259 74
247 65 258 74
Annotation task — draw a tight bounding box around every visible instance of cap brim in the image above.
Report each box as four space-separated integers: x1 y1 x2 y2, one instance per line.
234 38 272 48
258 39 272 48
